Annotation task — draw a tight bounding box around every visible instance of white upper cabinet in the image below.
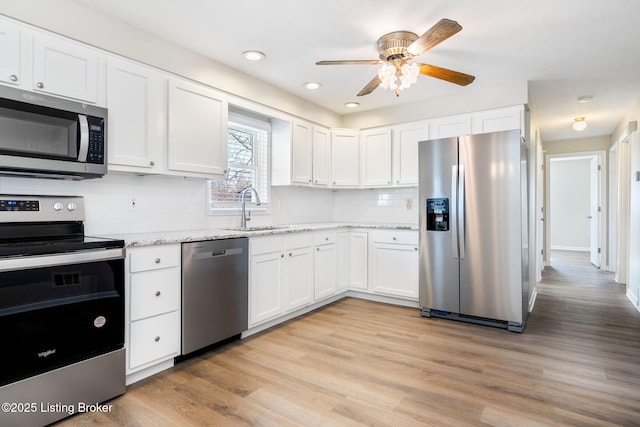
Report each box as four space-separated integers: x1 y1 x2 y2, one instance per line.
312 126 330 186
429 114 472 139
392 121 427 186
471 106 524 136
0 19 21 86
167 77 228 177
331 129 360 187
106 56 165 173
291 120 313 184
32 32 101 103
361 128 392 187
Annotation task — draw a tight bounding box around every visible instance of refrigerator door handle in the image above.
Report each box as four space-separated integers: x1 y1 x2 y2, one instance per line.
451 165 459 259
458 164 466 259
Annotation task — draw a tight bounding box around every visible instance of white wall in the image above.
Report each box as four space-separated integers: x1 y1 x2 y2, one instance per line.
549 158 591 250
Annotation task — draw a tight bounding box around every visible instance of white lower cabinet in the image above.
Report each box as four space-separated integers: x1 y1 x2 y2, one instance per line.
249 246 285 326
314 232 338 300
284 241 314 311
125 244 181 379
338 231 369 290
369 230 419 299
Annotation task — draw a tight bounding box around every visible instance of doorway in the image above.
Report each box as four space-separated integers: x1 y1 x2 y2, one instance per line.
544 151 607 269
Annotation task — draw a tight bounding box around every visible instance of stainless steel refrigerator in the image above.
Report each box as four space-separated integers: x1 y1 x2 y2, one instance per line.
418 129 529 332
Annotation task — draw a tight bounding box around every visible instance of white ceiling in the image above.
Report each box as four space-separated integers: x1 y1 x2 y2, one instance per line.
74 0 640 141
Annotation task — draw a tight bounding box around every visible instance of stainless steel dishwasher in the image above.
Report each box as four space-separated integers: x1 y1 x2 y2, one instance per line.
181 237 248 355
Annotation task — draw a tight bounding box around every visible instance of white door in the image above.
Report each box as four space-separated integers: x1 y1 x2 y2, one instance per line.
361 128 392 187
249 252 284 326
283 246 314 311
291 120 313 184
314 244 337 300
590 157 601 267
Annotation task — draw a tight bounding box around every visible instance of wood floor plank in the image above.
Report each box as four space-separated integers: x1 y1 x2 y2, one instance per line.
53 250 640 426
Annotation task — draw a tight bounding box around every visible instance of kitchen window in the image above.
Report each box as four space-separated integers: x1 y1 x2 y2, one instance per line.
209 112 270 212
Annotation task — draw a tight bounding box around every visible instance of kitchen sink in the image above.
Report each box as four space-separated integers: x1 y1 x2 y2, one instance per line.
224 225 292 232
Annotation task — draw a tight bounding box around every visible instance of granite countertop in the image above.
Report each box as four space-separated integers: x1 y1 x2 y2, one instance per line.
104 222 418 247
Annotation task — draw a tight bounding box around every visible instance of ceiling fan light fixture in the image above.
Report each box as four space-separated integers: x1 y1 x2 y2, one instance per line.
398 63 419 89
242 50 265 61
377 63 398 90
573 117 588 131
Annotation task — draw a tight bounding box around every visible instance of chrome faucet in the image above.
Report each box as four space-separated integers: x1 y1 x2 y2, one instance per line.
240 186 261 228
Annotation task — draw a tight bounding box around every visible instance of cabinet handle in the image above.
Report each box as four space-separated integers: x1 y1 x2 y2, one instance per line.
155 258 161 264
316 247 320 251
414 247 418 251
314 180 318 183
149 160 155 166
392 237 397 241
281 253 284 258
308 179 312 183
154 336 160 342
397 180 400 184
10 74 18 82
289 252 293 257
36 81 44 89
155 291 161 297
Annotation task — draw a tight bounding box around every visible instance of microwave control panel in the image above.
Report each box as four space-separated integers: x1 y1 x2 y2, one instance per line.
87 116 105 164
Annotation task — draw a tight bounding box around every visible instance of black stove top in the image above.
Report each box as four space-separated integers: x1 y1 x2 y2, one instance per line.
0 235 124 258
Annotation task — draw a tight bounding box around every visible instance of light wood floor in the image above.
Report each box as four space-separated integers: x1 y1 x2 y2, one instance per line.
57 251 640 426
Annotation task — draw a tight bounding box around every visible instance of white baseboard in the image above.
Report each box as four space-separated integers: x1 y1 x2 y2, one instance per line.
550 246 590 252
626 287 640 312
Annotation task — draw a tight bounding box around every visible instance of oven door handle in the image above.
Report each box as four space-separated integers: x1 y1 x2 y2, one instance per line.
0 248 124 272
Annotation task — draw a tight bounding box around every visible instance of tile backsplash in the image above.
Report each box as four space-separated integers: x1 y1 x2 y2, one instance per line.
0 173 418 236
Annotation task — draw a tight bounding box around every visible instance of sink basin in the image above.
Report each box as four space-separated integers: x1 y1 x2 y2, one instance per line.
224 225 292 232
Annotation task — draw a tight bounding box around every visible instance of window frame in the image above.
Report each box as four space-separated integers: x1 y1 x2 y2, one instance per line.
208 112 271 214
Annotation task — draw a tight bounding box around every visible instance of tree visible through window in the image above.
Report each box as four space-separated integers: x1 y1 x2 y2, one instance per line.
209 114 269 211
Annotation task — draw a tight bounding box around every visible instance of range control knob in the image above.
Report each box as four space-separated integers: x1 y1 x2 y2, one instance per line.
67 202 77 211
53 202 64 211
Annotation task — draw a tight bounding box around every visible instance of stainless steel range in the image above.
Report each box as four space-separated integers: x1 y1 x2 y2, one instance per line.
0 195 125 427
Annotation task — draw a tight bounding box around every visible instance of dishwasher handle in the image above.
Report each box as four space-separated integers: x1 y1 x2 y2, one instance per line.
193 247 244 260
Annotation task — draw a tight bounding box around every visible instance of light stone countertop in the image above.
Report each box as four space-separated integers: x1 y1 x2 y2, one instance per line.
103 222 418 248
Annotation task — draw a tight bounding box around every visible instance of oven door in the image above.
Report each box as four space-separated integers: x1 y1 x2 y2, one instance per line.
0 248 124 386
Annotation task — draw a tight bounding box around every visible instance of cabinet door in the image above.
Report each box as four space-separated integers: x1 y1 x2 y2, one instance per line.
312 126 330 186
0 20 21 86
291 120 313 184
314 243 337 300
331 129 360 187
429 114 471 139
369 243 419 298
32 33 99 103
350 232 369 290
106 57 165 172
167 78 228 176
284 246 314 311
393 122 427 186
249 251 284 326
361 128 392 187
471 106 522 135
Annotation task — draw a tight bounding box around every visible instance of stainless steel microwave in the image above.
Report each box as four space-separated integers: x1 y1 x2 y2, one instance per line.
0 85 107 180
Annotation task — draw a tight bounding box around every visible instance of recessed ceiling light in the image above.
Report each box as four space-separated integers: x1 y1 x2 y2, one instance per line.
303 82 322 90
242 51 265 61
577 95 594 104
344 102 360 108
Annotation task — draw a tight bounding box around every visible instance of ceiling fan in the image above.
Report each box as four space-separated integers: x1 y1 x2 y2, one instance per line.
316 19 475 97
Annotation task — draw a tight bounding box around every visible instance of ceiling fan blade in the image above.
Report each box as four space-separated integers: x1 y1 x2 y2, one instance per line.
418 64 475 86
316 60 382 65
357 75 381 96
406 18 462 56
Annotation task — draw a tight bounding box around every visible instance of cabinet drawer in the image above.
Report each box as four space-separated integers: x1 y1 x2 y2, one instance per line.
250 235 284 255
129 311 180 370
284 232 314 250
370 230 418 245
130 268 180 321
314 231 337 246
129 244 180 273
